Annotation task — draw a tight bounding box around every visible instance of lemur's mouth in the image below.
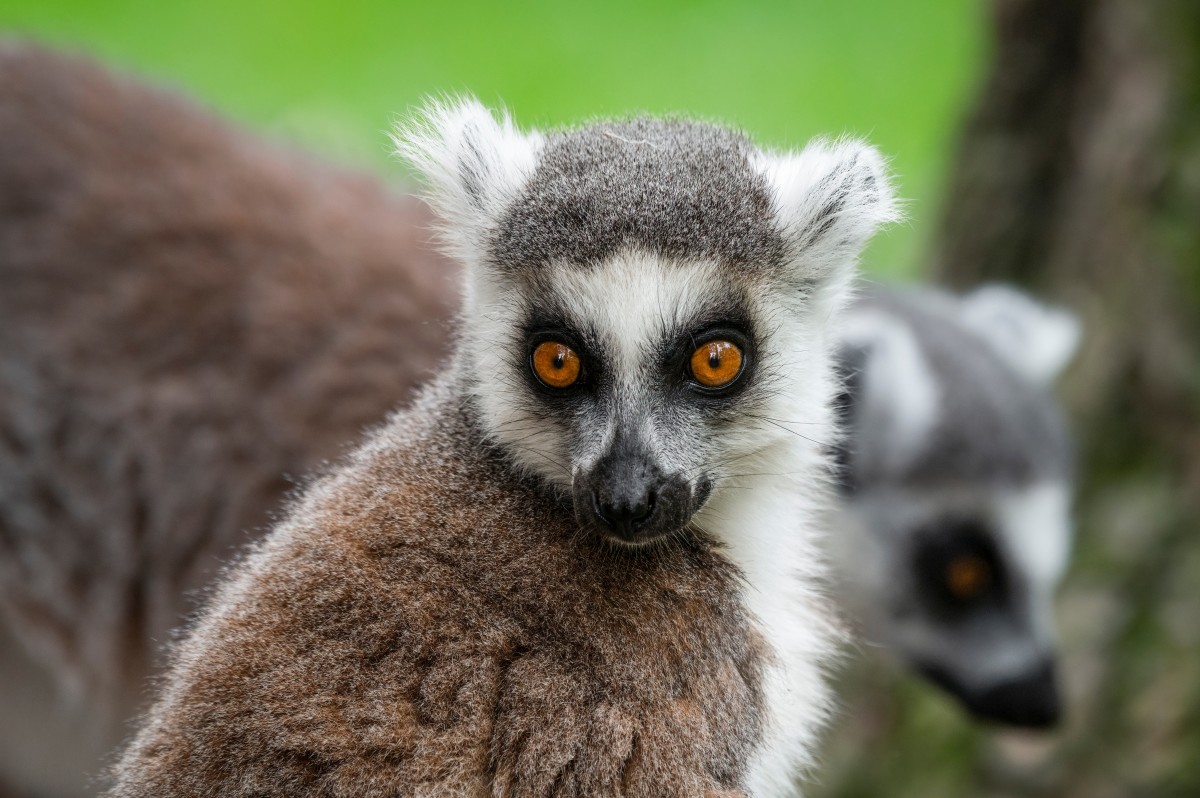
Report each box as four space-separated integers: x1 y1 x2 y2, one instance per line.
916 658 1062 729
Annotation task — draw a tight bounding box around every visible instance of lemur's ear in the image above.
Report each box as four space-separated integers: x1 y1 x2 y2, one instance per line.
958 284 1082 385
837 308 940 476
757 139 900 283
394 97 543 265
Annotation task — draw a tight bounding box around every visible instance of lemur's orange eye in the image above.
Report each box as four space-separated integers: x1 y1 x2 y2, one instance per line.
689 339 744 389
945 555 992 600
531 341 582 389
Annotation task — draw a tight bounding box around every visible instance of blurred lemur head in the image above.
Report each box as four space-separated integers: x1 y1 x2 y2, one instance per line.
832 284 1080 728
399 100 898 548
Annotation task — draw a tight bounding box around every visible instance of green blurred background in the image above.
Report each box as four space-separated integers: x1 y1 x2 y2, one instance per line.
0 0 983 279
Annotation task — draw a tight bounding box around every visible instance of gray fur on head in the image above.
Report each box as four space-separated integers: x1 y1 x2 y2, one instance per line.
395 98 899 307
840 286 1075 491
491 118 787 272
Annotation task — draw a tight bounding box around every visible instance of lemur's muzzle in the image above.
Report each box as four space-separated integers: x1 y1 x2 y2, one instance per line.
919 656 1062 729
572 434 697 545
967 657 1062 728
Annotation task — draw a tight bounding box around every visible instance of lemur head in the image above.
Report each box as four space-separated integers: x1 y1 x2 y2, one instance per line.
399 99 896 546
833 284 1080 728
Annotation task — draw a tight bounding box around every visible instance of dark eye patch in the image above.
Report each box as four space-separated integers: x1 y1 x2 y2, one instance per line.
912 518 1008 617
518 283 762 411
657 299 758 396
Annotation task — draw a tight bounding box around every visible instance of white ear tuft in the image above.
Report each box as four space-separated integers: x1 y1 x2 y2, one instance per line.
757 139 900 281
839 308 940 472
958 284 1082 384
393 96 543 265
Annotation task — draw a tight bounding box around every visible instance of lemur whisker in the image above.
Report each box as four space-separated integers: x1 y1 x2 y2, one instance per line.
746 417 824 446
680 447 770 479
506 444 571 475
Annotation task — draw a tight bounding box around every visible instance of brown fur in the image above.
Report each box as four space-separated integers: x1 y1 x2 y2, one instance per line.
0 42 456 796
108 377 767 797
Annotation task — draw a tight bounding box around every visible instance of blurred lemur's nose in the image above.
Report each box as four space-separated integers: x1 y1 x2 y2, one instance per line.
971 657 1062 729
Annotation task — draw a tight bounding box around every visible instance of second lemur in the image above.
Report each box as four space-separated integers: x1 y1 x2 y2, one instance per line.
108 99 896 797
830 284 1078 727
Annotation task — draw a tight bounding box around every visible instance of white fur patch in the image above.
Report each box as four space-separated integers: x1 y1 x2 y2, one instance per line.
691 283 851 796
840 307 941 473
755 139 901 281
994 481 1073 670
393 97 544 278
994 481 1073 589
697 443 841 796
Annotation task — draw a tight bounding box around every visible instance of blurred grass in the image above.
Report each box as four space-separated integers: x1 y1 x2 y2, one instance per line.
1 0 983 278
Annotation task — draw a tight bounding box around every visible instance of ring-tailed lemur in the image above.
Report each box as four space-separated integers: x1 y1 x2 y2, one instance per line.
106 100 896 797
831 283 1080 727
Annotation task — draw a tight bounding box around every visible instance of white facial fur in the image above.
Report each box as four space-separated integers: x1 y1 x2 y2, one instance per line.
995 481 1073 634
398 97 897 794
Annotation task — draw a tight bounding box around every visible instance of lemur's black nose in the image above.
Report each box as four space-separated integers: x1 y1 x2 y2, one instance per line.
592 488 656 539
573 432 697 545
970 658 1062 728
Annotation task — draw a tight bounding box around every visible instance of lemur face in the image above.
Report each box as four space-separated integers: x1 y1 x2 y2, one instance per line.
848 483 1072 728
398 101 897 546
511 256 746 540
506 255 789 545
833 286 1079 727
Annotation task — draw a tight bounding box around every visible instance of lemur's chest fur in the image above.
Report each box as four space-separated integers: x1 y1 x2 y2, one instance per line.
111 389 775 797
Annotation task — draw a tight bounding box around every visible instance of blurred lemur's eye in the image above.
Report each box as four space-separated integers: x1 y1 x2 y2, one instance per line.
689 339 744 389
914 520 1005 612
945 555 992 601
531 341 582 389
